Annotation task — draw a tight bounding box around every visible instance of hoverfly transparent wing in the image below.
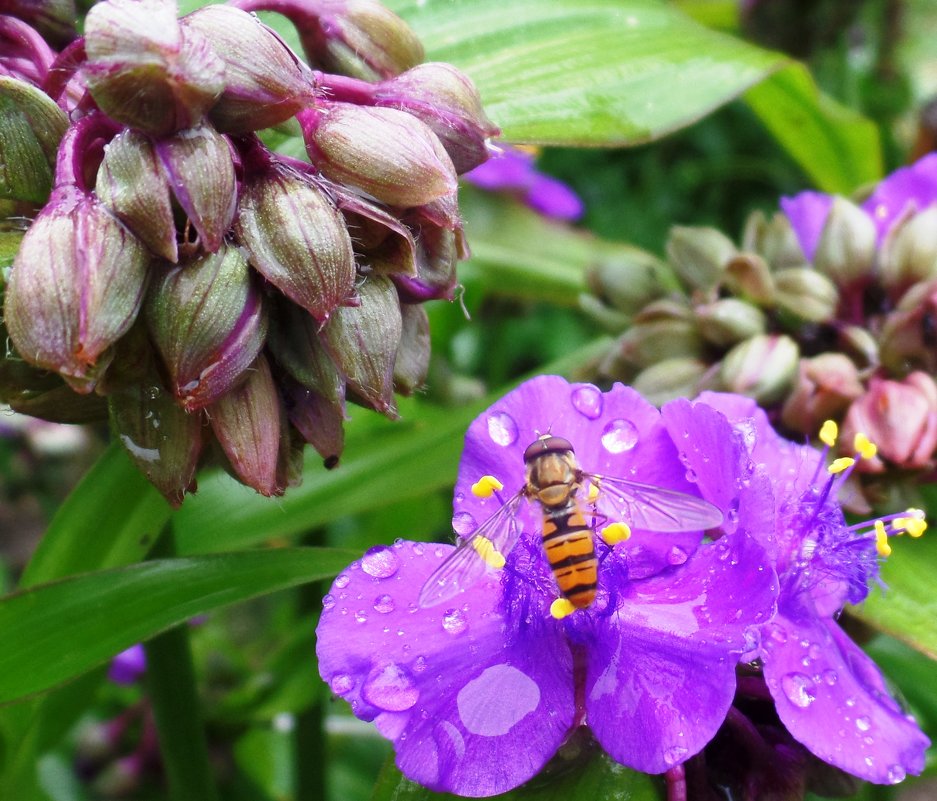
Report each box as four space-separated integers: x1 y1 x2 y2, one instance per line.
584 473 723 532
418 491 526 608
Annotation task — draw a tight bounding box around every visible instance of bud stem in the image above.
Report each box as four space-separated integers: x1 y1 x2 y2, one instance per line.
53 113 120 191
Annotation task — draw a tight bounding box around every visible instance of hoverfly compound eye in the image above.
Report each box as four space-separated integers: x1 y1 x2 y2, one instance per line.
523 435 574 462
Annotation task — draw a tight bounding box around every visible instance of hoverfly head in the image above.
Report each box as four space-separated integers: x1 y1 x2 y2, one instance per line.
523 434 574 465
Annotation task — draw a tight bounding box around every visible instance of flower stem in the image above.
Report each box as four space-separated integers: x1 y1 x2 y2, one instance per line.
143 522 219 801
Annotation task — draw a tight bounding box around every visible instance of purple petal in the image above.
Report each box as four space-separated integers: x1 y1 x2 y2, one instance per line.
588 528 778 773
861 153 937 242
462 148 533 191
524 174 584 221
108 643 146 685
316 541 575 796
762 609 929 784
779 191 834 261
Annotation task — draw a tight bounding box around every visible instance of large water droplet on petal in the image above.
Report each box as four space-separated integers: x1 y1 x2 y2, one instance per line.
452 511 477 536
487 412 518 446
781 672 817 708
571 385 603 419
886 765 906 784
330 673 354 695
361 546 399 578
362 664 419 711
334 573 350 589
600 419 638 453
322 594 335 610
442 608 468 635
667 546 688 566
855 716 872 732
373 594 395 614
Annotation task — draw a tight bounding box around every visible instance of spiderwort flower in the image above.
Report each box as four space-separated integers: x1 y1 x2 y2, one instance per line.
317 376 779 796
688 393 930 785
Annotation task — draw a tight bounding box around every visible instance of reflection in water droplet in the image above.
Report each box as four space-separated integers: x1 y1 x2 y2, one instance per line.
856 716 872 732
413 655 428 673
354 610 368 624
322 594 335 610
373 594 395 614
886 765 906 784
667 546 688 566
571 385 603 419
822 669 838 686
452 511 477 536
600 419 638 453
487 412 518 446
330 673 354 695
361 546 399 578
362 664 419 711
442 608 468 635
334 573 350 589
781 673 816 708
663 746 688 766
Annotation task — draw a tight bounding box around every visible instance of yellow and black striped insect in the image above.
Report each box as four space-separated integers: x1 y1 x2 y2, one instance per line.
418 434 723 613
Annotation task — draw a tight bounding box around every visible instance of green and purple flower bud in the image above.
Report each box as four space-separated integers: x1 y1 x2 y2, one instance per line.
299 103 457 207
234 143 355 321
695 298 767 347
285 379 344 467
0 15 57 85
772 267 838 323
394 302 430 394
880 206 937 292
719 333 799 404
812 197 876 289
83 0 224 136
181 4 316 134
780 353 864 435
333 185 418 278
145 242 267 411
665 225 737 291
879 278 937 375
0 0 76 46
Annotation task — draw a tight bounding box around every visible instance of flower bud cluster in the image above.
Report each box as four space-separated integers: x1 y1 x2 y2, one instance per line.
585 156 937 503
0 0 497 504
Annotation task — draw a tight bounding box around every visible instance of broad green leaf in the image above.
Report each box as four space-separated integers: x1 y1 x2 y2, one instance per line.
0 547 354 703
384 0 781 145
744 62 883 194
370 743 663 801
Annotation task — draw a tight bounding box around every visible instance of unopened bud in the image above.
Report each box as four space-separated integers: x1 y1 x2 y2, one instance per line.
321 275 401 416
780 353 864 434
84 0 224 136
182 4 315 133
719 333 799 404
394 303 430 394
0 356 108 422
724 253 775 304
235 163 354 321
741 209 805 269
632 358 709 406
839 324 880 371
618 316 703 369
773 267 839 323
301 103 457 207
0 75 68 201
586 247 674 317
4 186 149 392
695 298 767 347
393 218 458 301
209 354 282 496
145 243 268 410
879 278 937 375
666 226 737 291
813 197 876 287
880 206 937 291
285 380 345 467
1 0 77 46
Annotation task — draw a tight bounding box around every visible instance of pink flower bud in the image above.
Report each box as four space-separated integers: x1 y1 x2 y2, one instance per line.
285 379 344 467
780 353 864 435
394 303 429 394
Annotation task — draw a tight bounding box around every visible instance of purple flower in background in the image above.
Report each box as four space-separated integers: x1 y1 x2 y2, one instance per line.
690 393 930 785
781 154 937 260
317 376 778 796
464 146 584 221
108 644 147 685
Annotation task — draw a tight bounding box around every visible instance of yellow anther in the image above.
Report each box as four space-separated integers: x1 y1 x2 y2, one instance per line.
874 520 891 557
550 597 577 620
472 536 506 569
600 522 632 545
819 419 838 448
586 482 600 504
471 475 503 498
894 513 927 538
827 457 855 475
853 433 878 460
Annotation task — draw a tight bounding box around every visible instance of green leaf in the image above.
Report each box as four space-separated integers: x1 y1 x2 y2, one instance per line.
744 62 883 194
0 547 355 703
380 0 782 145
369 742 663 801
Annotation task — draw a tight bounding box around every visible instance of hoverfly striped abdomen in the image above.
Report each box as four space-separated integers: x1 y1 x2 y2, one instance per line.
541 501 597 608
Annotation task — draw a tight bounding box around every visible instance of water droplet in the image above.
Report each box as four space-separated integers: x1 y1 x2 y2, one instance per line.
411 543 425 556
822 669 838 686
768 624 788 644
886 765 906 784
454 492 464 504
663 746 688 766
442 608 468 635
354 610 368 624
452 512 477 536
781 673 816 708
413 656 428 673
330 673 354 695
373 594 395 614
685 468 698 483
487 412 518 446
361 546 399 578
855 716 872 732
600 419 638 453
362 664 419 711
667 546 688 566
322 594 335 610
334 573 350 589
571 385 603 419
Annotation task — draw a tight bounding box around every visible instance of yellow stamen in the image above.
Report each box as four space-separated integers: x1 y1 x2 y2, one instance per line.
874 520 891 557
586 482 600 504
601 522 632 545
550 597 577 619
894 512 927 538
471 475 503 498
472 536 505 569
819 419 838 448
827 457 855 475
853 433 877 460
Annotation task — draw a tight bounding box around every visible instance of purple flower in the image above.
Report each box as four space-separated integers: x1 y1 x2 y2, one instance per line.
107 643 146 685
317 376 778 796
686 392 930 785
464 147 584 222
782 154 937 260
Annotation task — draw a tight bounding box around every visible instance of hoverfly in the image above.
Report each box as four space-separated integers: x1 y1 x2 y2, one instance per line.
418 433 724 610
